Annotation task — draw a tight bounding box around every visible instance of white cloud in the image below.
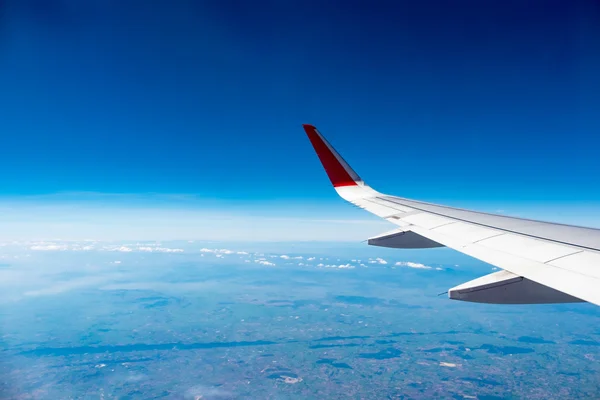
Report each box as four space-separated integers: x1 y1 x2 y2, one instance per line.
307 257 315 261
27 242 183 254
114 246 133 252
322 263 355 269
255 260 275 267
30 244 69 251
138 246 184 253
103 245 183 253
395 261 435 270
200 248 234 255
158 247 183 253
280 255 290 260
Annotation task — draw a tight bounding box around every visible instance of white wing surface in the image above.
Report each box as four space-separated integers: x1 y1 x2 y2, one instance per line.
304 124 600 306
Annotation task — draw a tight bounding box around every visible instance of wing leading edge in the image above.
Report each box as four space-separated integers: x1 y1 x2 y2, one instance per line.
303 124 600 306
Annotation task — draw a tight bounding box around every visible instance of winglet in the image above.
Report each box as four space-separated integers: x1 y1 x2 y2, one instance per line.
303 124 362 187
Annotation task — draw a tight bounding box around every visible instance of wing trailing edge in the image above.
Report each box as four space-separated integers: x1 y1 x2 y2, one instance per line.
368 228 444 249
449 270 584 304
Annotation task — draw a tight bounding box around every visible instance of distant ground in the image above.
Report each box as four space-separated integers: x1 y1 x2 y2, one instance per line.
0 241 599 399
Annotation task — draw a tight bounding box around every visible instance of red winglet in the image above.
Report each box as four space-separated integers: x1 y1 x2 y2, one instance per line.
303 124 360 187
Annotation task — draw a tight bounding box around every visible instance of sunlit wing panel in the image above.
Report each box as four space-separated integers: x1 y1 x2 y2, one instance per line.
303 124 600 306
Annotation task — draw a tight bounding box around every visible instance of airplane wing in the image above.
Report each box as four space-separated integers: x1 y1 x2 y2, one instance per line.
303 124 600 306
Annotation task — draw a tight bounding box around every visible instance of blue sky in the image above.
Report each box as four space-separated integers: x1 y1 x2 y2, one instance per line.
1 1 600 240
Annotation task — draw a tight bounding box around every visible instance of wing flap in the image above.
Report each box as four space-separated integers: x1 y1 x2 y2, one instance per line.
368 228 444 249
449 270 584 304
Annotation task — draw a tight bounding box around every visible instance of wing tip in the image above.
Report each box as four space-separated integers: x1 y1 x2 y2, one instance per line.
303 124 361 187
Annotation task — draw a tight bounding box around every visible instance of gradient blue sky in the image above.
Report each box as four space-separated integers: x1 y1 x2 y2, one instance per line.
1 1 600 240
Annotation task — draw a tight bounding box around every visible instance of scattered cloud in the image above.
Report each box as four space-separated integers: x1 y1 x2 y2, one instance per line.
30 244 69 251
101 245 185 253
29 242 98 251
320 263 356 269
30 243 185 253
395 261 436 270
111 246 132 252
199 248 238 255
137 246 184 253
255 260 276 266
